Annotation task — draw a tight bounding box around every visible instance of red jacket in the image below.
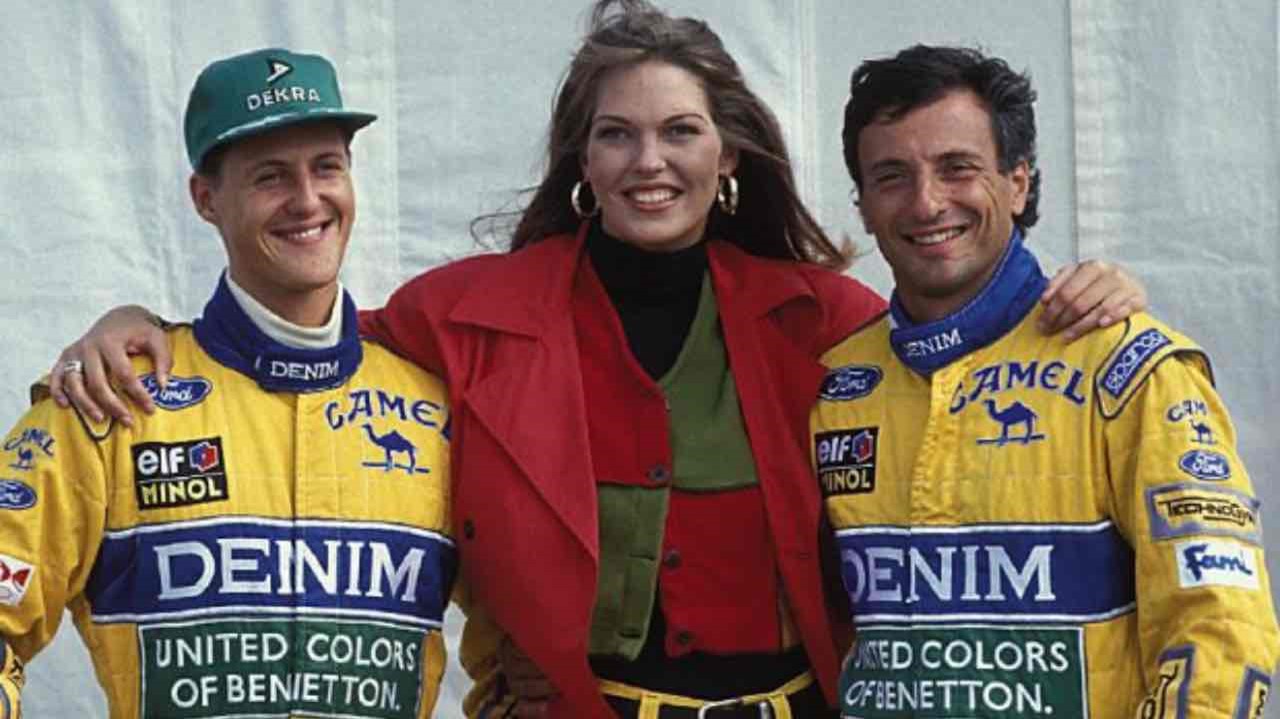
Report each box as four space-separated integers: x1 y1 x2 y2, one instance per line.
361 227 885 716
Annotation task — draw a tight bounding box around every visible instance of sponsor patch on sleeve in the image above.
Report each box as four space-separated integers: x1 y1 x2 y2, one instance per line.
1177 449 1231 481
1165 399 1209 424
3 426 56 472
819 365 883 401
1101 328 1172 399
814 428 877 497
0 553 33 607
0 480 36 510
1139 645 1193 719
1146 483 1261 545
1175 539 1259 590
1234 666 1270 719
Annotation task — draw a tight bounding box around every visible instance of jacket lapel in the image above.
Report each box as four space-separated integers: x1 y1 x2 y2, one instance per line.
709 242 829 551
446 229 600 560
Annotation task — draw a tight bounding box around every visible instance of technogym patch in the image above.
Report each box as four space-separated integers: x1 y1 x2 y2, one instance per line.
840 625 1087 717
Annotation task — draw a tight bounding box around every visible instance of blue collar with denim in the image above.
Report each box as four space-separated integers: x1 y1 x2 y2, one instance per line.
193 274 362 392
888 229 1046 376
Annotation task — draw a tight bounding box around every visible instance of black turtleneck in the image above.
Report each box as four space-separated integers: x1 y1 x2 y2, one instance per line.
586 219 708 380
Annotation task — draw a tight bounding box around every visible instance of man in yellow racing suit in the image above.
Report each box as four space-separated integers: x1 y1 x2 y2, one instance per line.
815 44 1279 717
0 48 455 718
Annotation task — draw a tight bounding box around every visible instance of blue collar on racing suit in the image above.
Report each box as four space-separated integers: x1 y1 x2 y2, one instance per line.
193 274 363 392
888 229 1047 376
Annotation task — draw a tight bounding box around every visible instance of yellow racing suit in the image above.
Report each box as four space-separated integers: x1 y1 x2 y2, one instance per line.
0 279 455 718
813 235 1278 717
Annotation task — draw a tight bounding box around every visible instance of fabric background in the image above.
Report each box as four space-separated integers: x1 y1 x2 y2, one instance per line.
0 1 1275 715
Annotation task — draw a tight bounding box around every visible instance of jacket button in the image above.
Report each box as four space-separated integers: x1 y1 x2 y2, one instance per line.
663 549 681 569
463 519 475 540
646 464 670 484
674 629 693 646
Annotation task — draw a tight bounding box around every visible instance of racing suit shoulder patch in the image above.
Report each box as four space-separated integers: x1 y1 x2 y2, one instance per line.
1094 316 1210 420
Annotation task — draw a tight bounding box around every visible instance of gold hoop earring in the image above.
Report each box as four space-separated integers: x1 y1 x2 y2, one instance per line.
571 181 599 218
717 174 738 216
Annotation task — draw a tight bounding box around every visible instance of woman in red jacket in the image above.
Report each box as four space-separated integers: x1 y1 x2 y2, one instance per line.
49 1 1142 716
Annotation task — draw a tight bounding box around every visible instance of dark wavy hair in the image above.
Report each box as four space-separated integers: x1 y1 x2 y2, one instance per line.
480 0 847 267
841 44 1041 234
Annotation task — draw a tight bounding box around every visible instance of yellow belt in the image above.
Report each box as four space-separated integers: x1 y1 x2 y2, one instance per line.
597 670 813 719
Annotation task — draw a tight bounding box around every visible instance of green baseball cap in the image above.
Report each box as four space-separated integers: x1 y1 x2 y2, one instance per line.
183 47 376 169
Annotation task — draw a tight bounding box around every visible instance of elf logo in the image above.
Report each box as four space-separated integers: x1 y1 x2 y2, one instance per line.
131 438 228 510
815 428 878 497
135 439 220 476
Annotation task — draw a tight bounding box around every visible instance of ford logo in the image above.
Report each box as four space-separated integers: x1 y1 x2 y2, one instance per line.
141 374 212 411
0 480 36 510
820 365 883 401
1178 449 1231 481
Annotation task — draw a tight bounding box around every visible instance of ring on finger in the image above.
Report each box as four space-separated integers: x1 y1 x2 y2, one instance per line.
61 359 85 375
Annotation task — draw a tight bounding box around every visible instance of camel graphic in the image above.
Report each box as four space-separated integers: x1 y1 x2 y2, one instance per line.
8 447 33 471
360 423 430 476
1189 419 1216 445
977 399 1046 446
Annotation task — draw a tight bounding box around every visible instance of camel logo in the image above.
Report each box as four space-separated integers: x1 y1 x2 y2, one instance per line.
7 447 34 472
1166 398 1218 444
977 399 1046 446
1188 418 1216 445
361 423 431 476
820 365 882 401
3 426 55 471
1166 398 1207 423
0 553 33 606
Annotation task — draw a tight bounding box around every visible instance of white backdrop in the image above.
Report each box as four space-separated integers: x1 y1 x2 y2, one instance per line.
1 1 1276 716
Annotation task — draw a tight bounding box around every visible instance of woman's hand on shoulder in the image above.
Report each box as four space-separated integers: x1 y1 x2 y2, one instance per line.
1037 259 1147 343
49 304 172 427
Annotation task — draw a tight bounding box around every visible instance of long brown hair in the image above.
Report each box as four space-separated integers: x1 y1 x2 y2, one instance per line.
485 0 847 268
